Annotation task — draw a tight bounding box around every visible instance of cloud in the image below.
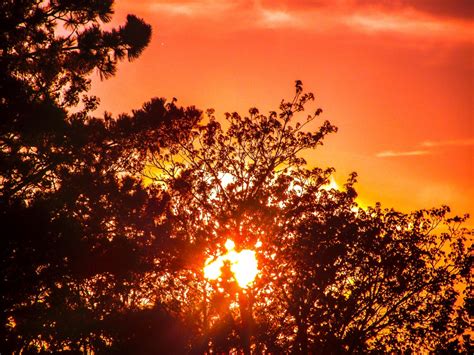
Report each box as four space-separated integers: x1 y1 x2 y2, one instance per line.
368 0 474 21
258 0 473 38
132 0 473 40
376 138 473 158
149 3 195 16
421 138 474 147
148 1 237 17
376 150 429 158
258 8 298 28
147 1 307 29
261 0 474 21
139 0 474 23
346 12 444 34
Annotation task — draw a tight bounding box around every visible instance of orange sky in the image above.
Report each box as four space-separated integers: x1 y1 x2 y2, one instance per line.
91 0 473 223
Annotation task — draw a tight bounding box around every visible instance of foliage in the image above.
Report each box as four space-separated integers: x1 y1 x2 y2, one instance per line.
0 0 152 202
0 1 472 353
0 1 195 353
147 82 472 353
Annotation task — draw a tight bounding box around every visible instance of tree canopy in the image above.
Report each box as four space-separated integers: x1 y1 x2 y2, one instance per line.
1 1 472 354
1 0 152 202
144 83 471 353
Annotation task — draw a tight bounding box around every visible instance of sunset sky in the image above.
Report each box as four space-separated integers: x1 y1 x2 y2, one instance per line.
91 0 473 222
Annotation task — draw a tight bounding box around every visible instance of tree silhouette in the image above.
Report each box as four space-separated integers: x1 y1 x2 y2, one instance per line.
146 82 471 353
1 2 472 354
1 1 197 353
1 0 152 202
1 97 204 352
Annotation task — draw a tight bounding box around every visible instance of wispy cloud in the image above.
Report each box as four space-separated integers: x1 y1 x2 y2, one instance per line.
148 1 236 17
149 1 303 28
149 3 195 16
141 0 472 40
354 0 474 22
259 0 474 22
376 150 430 158
346 13 444 34
258 8 298 28
421 138 474 147
376 137 473 158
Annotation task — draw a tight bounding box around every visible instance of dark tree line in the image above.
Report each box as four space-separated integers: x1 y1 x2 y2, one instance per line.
1 1 472 353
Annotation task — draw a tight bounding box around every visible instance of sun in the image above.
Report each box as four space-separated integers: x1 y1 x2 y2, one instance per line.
203 239 259 288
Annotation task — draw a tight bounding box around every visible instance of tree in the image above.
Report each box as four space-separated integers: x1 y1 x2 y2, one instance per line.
1 96 204 352
0 0 152 202
147 81 472 353
0 1 200 353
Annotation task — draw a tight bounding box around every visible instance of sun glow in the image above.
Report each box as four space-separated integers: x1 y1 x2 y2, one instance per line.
321 176 339 191
203 239 259 288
